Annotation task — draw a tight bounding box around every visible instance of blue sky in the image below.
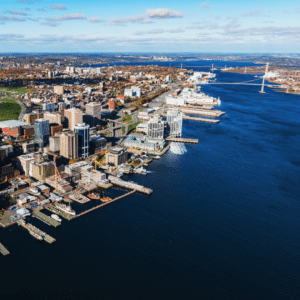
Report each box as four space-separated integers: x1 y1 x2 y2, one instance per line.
0 0 299 52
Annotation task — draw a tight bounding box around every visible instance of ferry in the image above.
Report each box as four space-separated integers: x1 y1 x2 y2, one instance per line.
29 230 43 241
51 214 62 222
54 203 76 216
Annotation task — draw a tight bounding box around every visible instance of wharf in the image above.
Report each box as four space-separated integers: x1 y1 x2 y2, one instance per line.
178 108 225 117
182 115 220 123
166 137 198 144
77 190 136 218
32 210 61 227
0 243 10 256
17 220 56 244
148 145 170 157
68 193 90 204
108 176 153 194
45 205 75 221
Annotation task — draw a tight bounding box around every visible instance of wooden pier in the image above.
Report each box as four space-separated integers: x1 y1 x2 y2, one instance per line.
166 137 198 144
77 190 136 217
178 107 226 117
33 210 61 228
0 243 10 256
17 220 56 244
45 206 75 221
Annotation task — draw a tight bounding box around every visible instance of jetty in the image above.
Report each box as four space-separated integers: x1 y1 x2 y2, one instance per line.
0 243 10 256
32 210 61 228
77 190 136 217
17 220 56 244
166 137 198 144
108 176 153 194
178 107 226 117
182 115 220 123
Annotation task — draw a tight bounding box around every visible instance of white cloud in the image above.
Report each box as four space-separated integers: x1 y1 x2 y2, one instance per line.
88 17 105 23
46 13 86 22
0 16 26 24
134 29 165 35
110 14 154 26
7 10 27 16
147 8 183 19
199 1 213 9
241 10 261 17
50 4 67 10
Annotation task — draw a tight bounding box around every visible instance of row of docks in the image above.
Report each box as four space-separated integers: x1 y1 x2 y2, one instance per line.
17 220 56 244
0 243 10 256
32 210 61 228
108 176 153 195
77 190 136 217
166 137 198 144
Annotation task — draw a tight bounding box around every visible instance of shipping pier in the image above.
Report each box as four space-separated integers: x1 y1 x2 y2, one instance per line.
0 243 10 256
182 115 220 123
108 176 153 194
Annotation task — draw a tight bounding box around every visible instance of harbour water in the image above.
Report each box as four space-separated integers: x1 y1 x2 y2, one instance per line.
1 61 300 299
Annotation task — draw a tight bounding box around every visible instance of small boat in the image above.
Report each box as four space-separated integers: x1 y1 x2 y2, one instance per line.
51 214 62 222
100 197 112 203
117 172 123 178
154 156 160 159
29 230 43 241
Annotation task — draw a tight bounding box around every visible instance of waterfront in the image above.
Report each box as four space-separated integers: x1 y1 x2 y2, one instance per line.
1 62 300 299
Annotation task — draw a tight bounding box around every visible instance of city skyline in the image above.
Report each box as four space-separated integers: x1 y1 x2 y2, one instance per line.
0 0 299 53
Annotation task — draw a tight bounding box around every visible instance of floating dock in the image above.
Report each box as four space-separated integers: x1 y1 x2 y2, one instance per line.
108 176 153 194
0 243 10 256
33 210 61 228
77 190 136 217
166 137 198 144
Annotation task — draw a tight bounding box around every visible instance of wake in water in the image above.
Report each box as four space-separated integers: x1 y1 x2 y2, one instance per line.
169 142 187 155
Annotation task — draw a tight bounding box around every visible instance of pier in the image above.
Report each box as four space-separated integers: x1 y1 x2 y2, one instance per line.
166 137 198 144
17 220 56 244
46 205 75 221
33 210 61 228
182 115 220 123
0 243 10 256
77 190 136 217
178 107 226 117
108 176 153 194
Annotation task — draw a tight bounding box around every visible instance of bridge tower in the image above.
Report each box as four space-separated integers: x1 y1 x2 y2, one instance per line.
259 62 269 94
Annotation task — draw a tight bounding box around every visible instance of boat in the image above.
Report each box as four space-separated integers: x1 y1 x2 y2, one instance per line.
51 214 62 222
100 197 112 203
154 156 160 159
134 167 147 175
29 230 43 241
54 203 76 216
117 172 123 178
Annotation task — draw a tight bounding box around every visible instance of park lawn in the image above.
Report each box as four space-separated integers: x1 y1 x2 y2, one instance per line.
0 98 22 121
0 87 30 94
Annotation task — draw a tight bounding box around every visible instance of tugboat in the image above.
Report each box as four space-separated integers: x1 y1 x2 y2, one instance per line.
54 203 76 216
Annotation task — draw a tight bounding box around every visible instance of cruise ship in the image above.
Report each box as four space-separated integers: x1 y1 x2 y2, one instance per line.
54 203 76 216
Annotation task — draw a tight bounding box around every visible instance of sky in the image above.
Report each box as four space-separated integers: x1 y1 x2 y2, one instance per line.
0 0 299 53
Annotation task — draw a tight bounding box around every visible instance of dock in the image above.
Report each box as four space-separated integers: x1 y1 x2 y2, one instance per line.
68 193 90 204
178 107 226 117
182 115 220 123
166 137 198 144
108 176 153 194
45 205 75 221
77 190 136 217
17 220 56 244
32 210 61 228
0 243 10 256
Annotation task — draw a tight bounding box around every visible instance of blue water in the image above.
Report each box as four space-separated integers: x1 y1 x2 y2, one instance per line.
1 61 300 299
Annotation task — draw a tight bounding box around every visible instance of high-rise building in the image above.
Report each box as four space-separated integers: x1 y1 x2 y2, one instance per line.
86 102 101 126
54 85 64 95
124 86 141 98
109 99 116 110
43 102 55 112
167 109 183 137
64 108 83 131
58 102 66 111
49 136 60 153
59 132 78 159
34 119 50 147
74 123 89 158
43 112 62 125
148 115 164 140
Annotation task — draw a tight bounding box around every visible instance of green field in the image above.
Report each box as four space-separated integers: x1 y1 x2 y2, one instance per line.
0 98 22 121
0 87 30 94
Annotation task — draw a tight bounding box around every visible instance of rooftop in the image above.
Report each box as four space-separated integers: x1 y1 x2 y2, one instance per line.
0 120 28 128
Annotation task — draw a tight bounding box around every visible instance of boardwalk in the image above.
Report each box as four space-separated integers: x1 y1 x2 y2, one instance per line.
77 190 136 218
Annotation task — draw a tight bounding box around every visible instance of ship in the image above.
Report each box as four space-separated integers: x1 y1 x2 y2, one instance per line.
29 230 43 241
51 214 62 222
54 203 76 216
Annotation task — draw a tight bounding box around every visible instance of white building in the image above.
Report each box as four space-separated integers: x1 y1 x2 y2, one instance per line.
148 115 164 140
167 109 183 137
124 86 141 98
